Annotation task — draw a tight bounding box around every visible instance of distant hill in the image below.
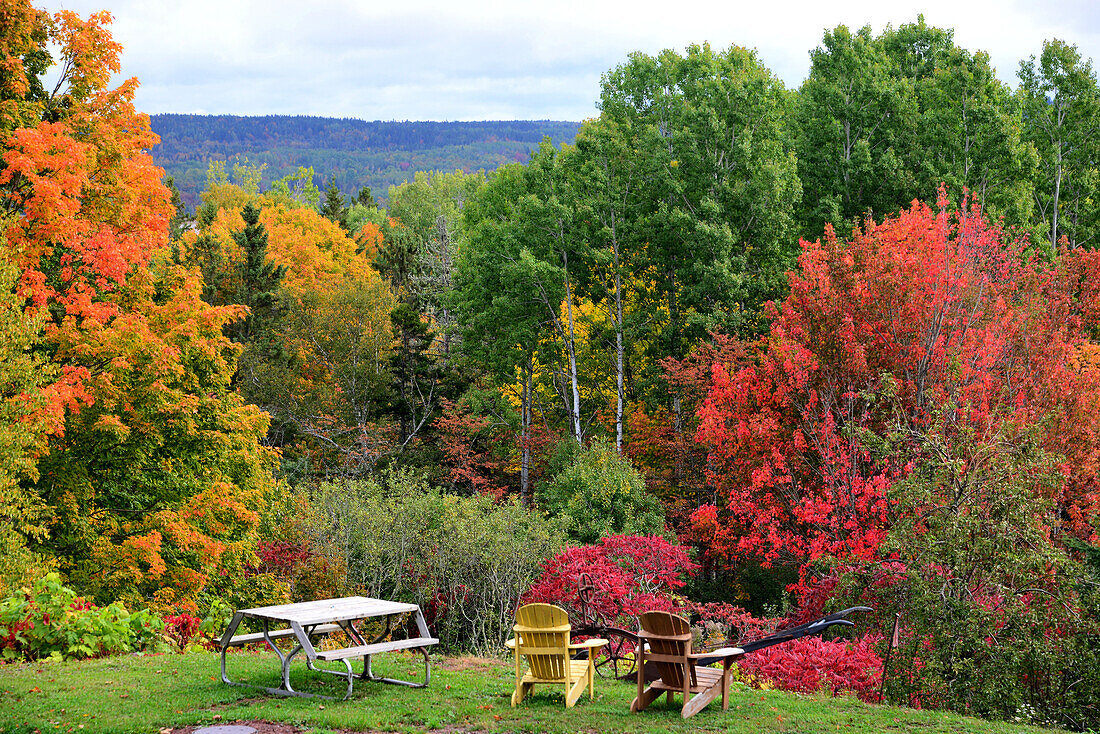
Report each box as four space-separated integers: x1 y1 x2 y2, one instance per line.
149 115 582 209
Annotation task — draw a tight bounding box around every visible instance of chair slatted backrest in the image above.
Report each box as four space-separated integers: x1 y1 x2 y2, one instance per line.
638 611 694 690
515 603 571 680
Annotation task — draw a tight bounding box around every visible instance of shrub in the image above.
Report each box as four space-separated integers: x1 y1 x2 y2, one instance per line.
163 613 202 652
197 597 234 645
540 438 665 544
0 573 167 661
128 608 167 652
524 534 697 625
736 633 883 701
689 601 881 702
296 469 564 652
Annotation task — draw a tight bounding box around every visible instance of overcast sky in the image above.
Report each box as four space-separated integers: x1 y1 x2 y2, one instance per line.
44 0 1100 122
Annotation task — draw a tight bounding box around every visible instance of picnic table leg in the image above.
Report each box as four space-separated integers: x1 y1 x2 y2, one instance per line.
361 609 433 688
302 623 338 674
364 646 431 688
337 620 371 679
281 642 300 694
340 659 355 699
219 612 245 686
274 643 353 701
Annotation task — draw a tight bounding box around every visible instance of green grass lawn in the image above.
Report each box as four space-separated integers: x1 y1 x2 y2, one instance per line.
0 650 1061 734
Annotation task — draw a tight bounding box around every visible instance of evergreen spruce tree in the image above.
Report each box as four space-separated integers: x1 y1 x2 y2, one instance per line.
232 202 286 343
321 178 350 232
356 185 377 209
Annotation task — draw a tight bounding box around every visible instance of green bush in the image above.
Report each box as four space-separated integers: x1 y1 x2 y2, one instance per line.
299 469 564 652
0 573 169 661
825 423 1100 730
540 438 665 544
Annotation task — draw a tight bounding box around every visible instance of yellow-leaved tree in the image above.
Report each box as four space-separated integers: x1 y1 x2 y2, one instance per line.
178 164 395 479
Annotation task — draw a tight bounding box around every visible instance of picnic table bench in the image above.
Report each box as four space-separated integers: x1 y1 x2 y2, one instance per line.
219 596 438 700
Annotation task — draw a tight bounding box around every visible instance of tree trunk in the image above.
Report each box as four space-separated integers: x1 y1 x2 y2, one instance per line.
673 394 683 486
1052 148 1063 248
612 215 625 453
562 250 583 445
437 214 456 355
520 351 532 506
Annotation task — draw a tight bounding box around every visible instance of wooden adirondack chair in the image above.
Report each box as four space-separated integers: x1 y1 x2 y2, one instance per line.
505 603 608 707
630 610 744 719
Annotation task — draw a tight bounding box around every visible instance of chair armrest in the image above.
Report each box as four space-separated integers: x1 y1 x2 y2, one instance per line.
689 646 744 660
569 638 609 651
504 638 517 649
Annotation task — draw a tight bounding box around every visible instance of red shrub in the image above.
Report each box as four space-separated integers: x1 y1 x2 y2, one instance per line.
524 535 697 624
163 613 201 652
256 539 312 576
738 633 883 701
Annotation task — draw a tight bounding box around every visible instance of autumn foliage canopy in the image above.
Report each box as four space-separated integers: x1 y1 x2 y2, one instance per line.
0 2 275 607
694 188 1100 572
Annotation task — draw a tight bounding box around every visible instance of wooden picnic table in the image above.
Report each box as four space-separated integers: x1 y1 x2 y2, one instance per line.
218 596 438 700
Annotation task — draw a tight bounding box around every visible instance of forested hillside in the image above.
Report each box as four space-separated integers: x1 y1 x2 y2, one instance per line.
149 115 581 207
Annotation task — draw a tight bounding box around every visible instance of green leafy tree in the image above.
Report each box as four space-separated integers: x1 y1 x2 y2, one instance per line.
373 173 484 455
571 118 640 450
830 421 1097 726
1019 38 1100 249
453 163 547 503
508 142 588 446
356 185 376 208
881 18 1037 230
265 166 321 209
387 302 443 450
255 278 394 476
0 257 55 593
600 42 802 346
230 202 286 344
795 19 1040 239
164 175 192 243
795 24 917 238
386 169 486 354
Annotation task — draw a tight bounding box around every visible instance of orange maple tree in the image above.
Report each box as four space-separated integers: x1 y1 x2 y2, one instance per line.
0 2 277 606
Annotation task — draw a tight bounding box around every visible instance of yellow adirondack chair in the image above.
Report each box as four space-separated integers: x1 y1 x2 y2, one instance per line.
505 603 608 707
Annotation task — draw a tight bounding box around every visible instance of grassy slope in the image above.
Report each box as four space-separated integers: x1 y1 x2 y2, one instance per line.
0 651 1059 734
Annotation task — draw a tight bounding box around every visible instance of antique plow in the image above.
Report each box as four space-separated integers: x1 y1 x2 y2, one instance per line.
568 573 872 680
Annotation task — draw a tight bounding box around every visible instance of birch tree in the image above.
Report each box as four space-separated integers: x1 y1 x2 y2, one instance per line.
1019 39 1100 249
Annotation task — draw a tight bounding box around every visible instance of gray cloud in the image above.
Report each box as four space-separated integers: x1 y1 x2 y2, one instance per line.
44 0 1100 120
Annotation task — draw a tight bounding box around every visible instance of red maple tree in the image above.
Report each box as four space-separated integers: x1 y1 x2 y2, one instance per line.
694 189 1100 572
